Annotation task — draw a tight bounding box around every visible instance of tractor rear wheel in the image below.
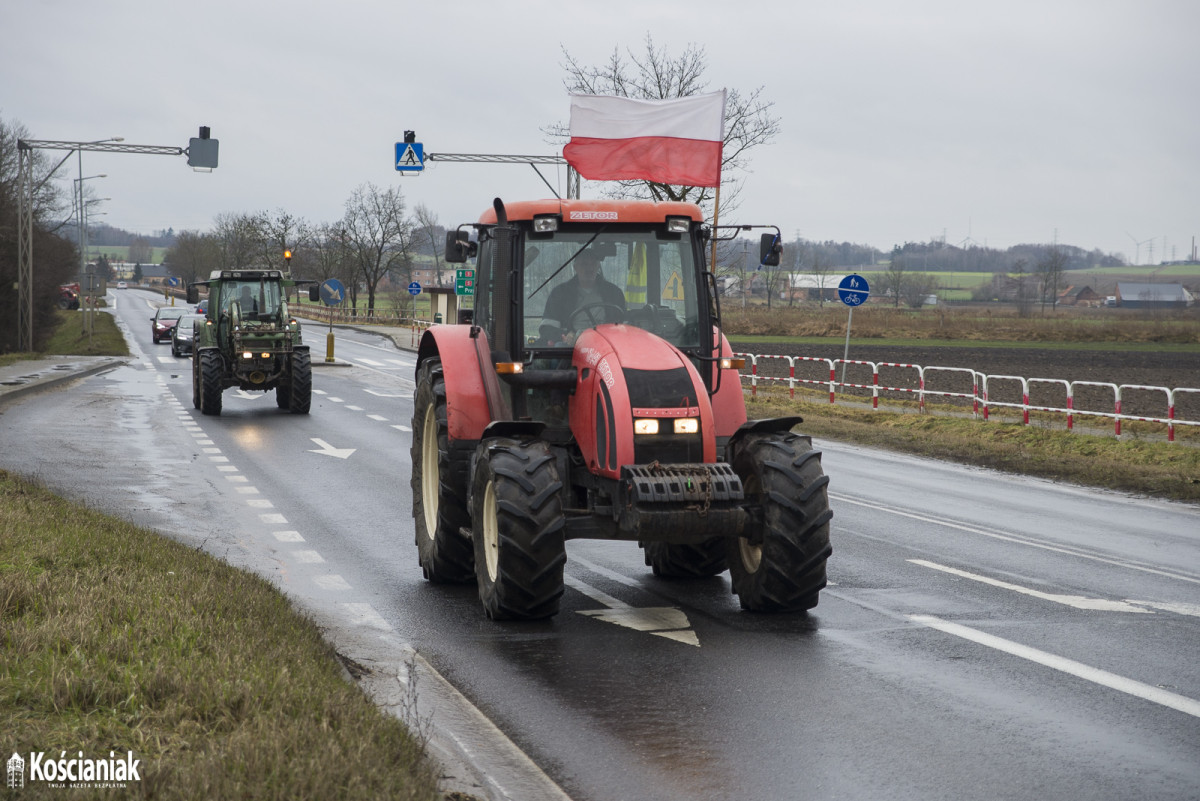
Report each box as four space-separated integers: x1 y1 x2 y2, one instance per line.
411 359 473 583
728 432 832 612
191 352 201 410
288 350 312 414
642 539 727 578
471 438 565 620
199 349 223 416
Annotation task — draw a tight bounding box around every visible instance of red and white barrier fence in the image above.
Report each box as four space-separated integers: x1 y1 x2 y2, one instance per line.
736 352 1199 442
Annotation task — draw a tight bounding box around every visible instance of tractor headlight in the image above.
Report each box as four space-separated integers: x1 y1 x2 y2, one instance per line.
634 419 660 435
673 418 699 434
242 352 253 359
532 216 559 233
666 217 690 233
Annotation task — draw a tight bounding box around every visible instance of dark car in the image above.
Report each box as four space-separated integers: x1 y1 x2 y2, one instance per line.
170 314 207 357
151 307 187 343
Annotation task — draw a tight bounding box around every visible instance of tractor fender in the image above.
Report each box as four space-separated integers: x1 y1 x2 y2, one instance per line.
417 326 509 441
710 330 749 438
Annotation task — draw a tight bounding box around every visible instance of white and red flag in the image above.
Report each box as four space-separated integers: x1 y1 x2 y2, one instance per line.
563 90 726 188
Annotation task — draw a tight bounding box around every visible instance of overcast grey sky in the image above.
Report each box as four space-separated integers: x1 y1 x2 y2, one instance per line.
4 0 1197 263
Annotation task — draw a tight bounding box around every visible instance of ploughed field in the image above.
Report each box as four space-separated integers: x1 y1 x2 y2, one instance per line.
729 341 1200 423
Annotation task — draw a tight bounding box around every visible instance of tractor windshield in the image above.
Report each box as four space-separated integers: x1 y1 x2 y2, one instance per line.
522 227 701 349
220 279 282 318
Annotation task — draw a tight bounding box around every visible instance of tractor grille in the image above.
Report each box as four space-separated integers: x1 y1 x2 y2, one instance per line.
624 367 696 408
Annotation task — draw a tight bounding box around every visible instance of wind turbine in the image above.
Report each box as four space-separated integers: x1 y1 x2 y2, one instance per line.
1125 232 1152 267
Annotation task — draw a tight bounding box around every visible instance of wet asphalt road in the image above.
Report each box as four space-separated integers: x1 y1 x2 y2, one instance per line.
2 292 1198 801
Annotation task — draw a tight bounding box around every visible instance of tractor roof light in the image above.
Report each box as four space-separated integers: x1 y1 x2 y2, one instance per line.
532 216 559 233
666 217 690 233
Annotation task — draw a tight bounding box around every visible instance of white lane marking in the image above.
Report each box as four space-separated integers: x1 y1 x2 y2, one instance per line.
225 475 249 483
157 356 176 363
386 359 411 367
367 414 388 421
234 486 260 495
203 447 221 454
217 465 238 472
293 550 325 564
1126 600 1200 617
260 513 288 525
273 530 305 542
354 358 386 366
309 438 356 459
834 494 1200 586
327 397 344 403
341 602 392 630
910 615 1200 719
909 560 1153 614
313 389 328 395
392 425 412 432
346 405 364 411
366 389 412 397
564 574 699 646
246 499 274 508
209 456 229 463
314 575 352 591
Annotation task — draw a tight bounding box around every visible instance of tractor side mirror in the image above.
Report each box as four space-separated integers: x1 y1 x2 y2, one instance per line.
186 284 199 304
309 285 321 302
759 233 782 267
445 230 477 263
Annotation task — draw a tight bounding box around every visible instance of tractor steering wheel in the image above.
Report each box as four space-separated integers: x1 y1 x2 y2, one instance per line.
568 302 626 328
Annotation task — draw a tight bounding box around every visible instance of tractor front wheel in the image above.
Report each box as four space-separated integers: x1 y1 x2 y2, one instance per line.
198 349 223 416
288 350 312 414
471 438 566 620
411 359 473 583
728 432 832 612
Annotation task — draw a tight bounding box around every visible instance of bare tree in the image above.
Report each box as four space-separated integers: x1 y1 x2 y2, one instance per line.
882 247 908 308
164 230 221 285
414 203 445 286
212 212 260 269
342 183 413 315
811 251 835 307
1037 247 1068 314
257 209 313 275
900 273 939 308
128 236 152 265
552 34 780 220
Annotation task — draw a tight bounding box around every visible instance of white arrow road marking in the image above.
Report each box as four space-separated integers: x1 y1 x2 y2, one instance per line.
909 559 1154 613
234 390 264 400
564 574 699 646
308 438 356 459
365 389 411 397
910 615 1200 719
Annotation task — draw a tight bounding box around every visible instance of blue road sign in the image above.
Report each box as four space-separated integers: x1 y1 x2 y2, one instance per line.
838 274 871 307
168 276 180 287
319 278 346 306
395 142 424 172
408 281 422 296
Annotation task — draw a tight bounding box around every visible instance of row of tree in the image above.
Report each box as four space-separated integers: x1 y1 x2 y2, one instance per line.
162 187 446 315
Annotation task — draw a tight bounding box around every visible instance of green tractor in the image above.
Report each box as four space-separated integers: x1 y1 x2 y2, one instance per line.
186 269 319 416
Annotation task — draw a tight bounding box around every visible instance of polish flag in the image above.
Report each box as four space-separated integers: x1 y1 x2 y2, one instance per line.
563 91 726 188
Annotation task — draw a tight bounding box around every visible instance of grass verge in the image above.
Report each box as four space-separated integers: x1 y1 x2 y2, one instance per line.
748 393 1200 503
0 470 442 800
0 310 130 368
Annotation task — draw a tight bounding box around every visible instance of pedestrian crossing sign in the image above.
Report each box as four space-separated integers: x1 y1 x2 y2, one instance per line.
663 270 686 301
395 142 424 172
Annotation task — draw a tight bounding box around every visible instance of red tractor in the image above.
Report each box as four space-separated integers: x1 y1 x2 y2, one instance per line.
411 198 831 620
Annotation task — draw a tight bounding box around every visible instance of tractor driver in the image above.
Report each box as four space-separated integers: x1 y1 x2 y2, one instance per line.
539 249 626 345
237 285 258 314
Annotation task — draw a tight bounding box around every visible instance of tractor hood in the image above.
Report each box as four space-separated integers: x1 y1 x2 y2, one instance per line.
570 325 716 479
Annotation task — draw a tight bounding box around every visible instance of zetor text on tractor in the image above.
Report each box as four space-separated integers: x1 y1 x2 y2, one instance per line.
411 198 832 620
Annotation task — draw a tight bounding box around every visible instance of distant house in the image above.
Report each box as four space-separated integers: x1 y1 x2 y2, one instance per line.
1114 282 1193 309
1061 285 1102 307
138 264 173 288
781 273 850 302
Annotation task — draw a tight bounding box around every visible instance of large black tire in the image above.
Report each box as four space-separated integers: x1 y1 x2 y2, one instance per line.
727 432 833 612
411 359 474 583
191 352 201 410
642 539 728 578
288 350 312 414
198 349 223 416
471 438 566 620
276 385 291 410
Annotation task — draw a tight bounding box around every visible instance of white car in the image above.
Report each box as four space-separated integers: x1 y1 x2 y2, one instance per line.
117 281 128 289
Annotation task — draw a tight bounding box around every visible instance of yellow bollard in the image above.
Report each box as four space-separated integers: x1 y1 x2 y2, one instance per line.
326 331 335 363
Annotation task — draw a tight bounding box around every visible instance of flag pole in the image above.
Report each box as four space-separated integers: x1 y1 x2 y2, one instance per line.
708 182 721 274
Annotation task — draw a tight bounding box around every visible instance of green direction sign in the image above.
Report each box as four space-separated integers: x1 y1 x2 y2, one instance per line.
455 268 475 296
